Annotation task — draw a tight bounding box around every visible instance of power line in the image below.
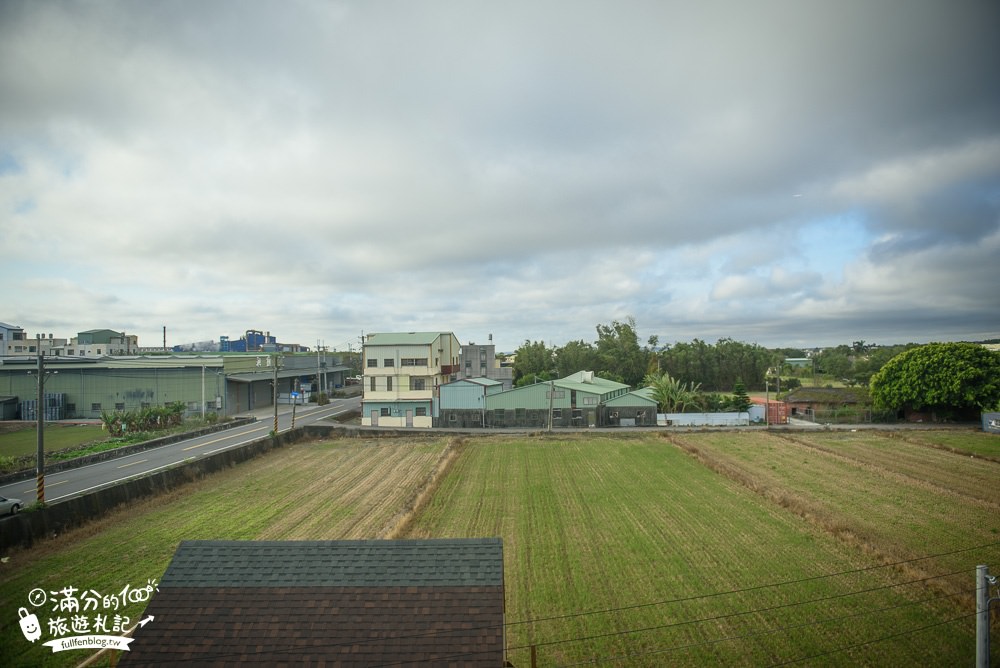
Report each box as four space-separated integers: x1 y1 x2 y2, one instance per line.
138 549 994 666
554 592 972 667
502 539 1000 630
508 567 972 658
768 612 976 667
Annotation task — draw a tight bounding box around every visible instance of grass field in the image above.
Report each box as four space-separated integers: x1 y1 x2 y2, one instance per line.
0 424 106 459
1 429 998 667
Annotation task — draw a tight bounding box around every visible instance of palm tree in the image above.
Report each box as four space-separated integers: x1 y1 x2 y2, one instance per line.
99 410 122 436
643 372 702 413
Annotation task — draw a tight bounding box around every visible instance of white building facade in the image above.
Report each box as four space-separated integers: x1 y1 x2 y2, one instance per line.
361 332 461 428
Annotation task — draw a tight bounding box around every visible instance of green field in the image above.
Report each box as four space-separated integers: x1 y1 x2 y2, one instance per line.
1 429 997 666
0 424 107 459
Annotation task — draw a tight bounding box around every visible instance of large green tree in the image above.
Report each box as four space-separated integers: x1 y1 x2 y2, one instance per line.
512 340 556 386
594 317 650 388
870 342 1000 418
658 338 778 391
555 339 599 378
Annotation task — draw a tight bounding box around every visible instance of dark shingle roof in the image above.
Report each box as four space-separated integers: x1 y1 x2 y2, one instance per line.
122 539 505 667
784 387 869 404
160 538 504 587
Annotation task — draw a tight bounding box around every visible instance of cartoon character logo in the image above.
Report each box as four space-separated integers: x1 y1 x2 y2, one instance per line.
18 607 41 643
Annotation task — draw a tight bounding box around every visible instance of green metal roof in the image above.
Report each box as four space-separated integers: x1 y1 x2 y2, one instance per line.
451 377 504 387
606 388 659 406
0 355 225 370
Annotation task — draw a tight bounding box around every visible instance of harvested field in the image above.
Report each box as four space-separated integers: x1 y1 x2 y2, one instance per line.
0 438 452 667
669 431 1000 575
1 429 997 667
400 432 995 666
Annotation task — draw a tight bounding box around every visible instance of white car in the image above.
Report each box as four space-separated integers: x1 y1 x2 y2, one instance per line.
1 495 22 515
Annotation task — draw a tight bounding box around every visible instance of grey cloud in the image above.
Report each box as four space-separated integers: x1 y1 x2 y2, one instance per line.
2 0 999 350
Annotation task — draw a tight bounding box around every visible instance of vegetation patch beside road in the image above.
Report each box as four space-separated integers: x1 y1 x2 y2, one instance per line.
1 429 997 667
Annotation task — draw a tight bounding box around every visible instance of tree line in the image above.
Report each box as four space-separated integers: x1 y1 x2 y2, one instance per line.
509 317 919 394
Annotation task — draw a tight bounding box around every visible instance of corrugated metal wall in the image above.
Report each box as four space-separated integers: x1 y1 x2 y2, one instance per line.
2 366 217 419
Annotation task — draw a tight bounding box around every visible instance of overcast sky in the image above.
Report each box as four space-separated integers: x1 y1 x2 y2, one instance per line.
2 1 998 353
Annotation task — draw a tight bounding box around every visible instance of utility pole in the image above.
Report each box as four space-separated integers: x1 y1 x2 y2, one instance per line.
548 380 554 432
978 564 998 668
317 340 323 396
272 354 279 434
36 339 45 503
765 375 770 428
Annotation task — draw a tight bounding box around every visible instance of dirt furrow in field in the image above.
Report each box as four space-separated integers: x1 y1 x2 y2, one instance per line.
380 438 463 538
891 430 1000 464
774 433 1000 511
254 441 447 540
665 432 981 606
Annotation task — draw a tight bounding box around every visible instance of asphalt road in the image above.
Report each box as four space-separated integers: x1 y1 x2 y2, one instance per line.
0 395 361 507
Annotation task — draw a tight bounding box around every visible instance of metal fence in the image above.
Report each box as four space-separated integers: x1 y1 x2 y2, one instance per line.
793 407 897 424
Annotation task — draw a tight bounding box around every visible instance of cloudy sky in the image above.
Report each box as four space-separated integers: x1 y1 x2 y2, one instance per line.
2 1 998 353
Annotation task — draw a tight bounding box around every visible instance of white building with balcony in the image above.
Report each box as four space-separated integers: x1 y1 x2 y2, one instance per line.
361 331 461 428
0 322 29 357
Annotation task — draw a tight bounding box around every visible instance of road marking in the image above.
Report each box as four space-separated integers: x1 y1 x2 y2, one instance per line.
117 459 148 469
20 479 68 495
182 425 270 451
16 407 360 503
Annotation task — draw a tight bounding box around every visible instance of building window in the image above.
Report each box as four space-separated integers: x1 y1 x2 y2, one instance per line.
410 378 425 391
572 409 583 420
401 358 428 366
415 407 427 416
380 407 390 416
91 403 101 411
552 408 562 419
584 397 598 405
384 358 394 367
387 377 392 391
370 376 376 391
115 403 125 411
494 409 504 421
449 413 456 422
367 358 378 367
66 403 76 413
